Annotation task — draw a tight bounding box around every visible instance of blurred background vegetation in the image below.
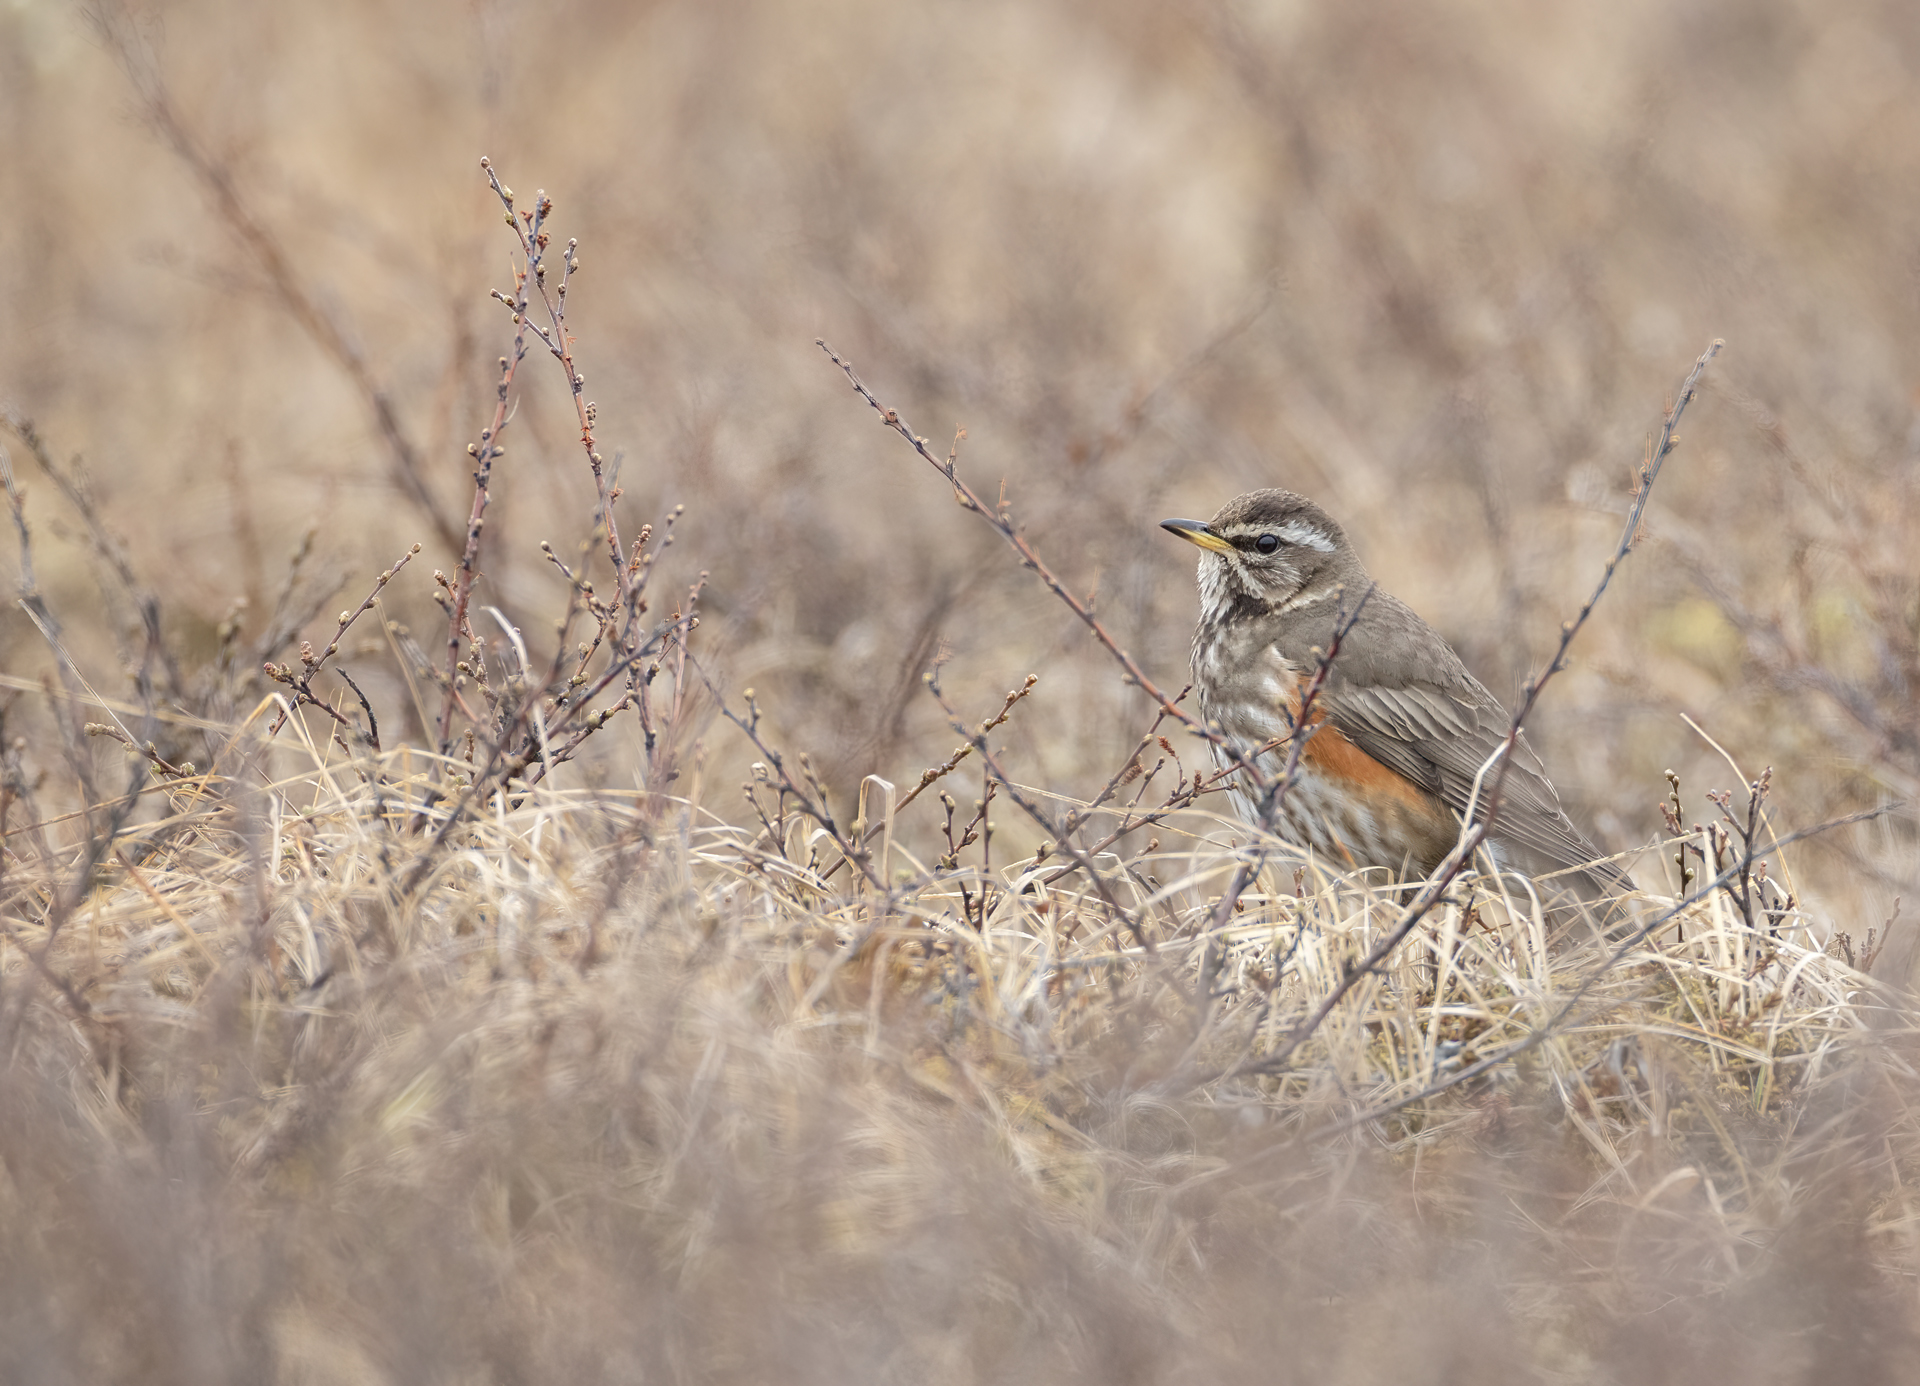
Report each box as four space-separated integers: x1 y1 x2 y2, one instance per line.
6 0 1917 931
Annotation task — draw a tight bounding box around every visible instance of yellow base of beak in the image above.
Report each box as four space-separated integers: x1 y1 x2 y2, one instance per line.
1160 519 1234 554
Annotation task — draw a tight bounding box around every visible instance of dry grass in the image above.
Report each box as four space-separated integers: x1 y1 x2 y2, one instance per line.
3 734 1914 1382
5 0 1920 1378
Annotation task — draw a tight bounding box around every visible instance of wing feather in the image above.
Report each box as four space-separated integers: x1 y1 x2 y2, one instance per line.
1320 681 1630 890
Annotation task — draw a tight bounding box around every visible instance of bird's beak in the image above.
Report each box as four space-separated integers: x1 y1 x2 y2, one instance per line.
1160 518 1234 555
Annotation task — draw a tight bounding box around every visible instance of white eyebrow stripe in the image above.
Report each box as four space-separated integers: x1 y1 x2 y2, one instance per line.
1276 520 1335 552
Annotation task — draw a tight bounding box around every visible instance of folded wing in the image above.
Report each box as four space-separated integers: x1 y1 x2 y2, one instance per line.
1319 679 1632 893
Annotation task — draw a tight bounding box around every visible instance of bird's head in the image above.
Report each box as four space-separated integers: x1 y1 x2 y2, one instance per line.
1160 489 1361 616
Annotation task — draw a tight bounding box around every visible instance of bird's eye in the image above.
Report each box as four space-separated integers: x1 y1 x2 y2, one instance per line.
1254 534 1280 554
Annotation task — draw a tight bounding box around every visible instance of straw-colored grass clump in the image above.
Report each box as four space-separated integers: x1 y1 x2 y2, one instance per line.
0 682 1910 1383
21 738 1887 1179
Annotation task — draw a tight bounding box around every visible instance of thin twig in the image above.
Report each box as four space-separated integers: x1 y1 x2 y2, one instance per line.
815 342 1267 783
92 9 461 556
267 545 421 742
924 669 1161 959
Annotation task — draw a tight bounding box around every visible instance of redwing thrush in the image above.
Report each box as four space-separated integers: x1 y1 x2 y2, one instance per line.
1162 489 1631 898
